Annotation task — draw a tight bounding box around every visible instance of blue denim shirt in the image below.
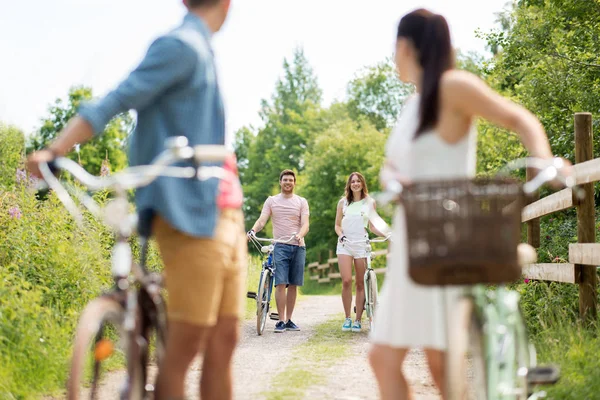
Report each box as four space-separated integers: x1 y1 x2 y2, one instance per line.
78 13 225 237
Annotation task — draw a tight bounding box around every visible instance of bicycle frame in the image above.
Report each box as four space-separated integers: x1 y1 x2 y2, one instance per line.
38 137 233 398
373 157 570 400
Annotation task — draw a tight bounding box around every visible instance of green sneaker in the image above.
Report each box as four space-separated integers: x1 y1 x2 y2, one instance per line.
342 317 352 332
351 320 362 332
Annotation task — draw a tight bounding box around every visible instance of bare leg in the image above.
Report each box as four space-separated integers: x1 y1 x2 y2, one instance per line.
155 320 209 399
339 255 354 318
353 258 367 321
424 348 446 400
286 285 297 321
200 317 240 400
369 344 412 400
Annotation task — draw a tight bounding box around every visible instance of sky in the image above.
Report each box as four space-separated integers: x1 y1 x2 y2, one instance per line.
0 0 510 145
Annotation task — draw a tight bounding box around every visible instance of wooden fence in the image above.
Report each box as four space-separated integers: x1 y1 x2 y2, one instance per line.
306 112 599 321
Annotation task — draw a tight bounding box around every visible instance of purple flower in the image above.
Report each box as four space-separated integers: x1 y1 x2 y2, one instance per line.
524 278 530 284
16 169 27 185
100 159 111 177
8 206 22 219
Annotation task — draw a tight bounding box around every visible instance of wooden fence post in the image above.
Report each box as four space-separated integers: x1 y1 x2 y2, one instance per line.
526 168 541 248
574 112 597 321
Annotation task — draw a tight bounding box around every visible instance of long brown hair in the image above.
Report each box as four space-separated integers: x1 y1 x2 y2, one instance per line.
344 172 368 205
397 9 454 138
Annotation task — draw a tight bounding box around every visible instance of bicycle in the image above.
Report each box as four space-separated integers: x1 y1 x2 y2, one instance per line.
374 157 578 400
341 235 391 329
246 233 296 335
36 137 232 399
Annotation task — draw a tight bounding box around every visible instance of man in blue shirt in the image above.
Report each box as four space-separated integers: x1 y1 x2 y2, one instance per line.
27 1 245 398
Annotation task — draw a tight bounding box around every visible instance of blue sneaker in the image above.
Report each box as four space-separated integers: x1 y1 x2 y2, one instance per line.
274 321 287 333
342 318 352 332
285 320 300 331
351 320 362 332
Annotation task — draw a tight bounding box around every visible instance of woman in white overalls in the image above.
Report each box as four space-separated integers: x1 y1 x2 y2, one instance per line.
335 172 388 332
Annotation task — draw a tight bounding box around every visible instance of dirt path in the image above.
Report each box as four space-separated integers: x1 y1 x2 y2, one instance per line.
61 295 440 399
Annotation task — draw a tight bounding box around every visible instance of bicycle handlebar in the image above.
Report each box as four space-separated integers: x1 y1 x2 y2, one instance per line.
341 235 391 244
374 156 581 207
36 137 235 229
251 233 297 244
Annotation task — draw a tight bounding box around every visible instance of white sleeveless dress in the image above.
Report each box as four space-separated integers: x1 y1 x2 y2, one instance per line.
370 95 477 350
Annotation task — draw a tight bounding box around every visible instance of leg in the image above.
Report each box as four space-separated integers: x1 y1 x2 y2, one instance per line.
424 348 446 400
338 254 354 318
200 317 239 400
369 344 412 400
285 245 306 325
353 258 367 321
274 284 287 321
200 209 247 399
286 285 297 320
155 321 210 399
273 244 292 322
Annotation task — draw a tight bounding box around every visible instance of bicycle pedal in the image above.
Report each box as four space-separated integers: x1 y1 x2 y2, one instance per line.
246 291 257 299
527 365 560 385
269 312 279 320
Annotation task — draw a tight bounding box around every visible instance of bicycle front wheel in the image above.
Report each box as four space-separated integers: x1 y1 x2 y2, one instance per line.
256 270 271 335
446 297 487 400
67 296 124 400
366 269 378 326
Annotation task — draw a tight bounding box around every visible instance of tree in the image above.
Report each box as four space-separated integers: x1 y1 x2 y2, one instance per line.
238 47 326 226
481 0 600 161
27 86 132 174
346 59 413 132
0 123 25 189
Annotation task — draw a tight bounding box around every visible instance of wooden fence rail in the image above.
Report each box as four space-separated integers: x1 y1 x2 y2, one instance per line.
306 113 598 321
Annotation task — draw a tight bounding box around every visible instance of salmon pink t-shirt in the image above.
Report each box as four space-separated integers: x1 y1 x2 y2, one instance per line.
260 194 309 246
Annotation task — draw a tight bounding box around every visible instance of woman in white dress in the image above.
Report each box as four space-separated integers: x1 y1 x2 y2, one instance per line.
334 172 387 332
368 8 563 400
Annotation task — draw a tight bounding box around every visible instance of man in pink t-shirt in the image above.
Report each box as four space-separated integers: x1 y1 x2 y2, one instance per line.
248 169 310 333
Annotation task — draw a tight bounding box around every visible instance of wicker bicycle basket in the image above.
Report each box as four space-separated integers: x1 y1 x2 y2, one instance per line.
402 177 525 286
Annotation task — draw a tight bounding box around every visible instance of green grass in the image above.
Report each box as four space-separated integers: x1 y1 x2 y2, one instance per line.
515 280 600 399
262 314 353 400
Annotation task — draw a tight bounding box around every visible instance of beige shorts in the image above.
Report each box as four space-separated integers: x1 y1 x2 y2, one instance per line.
153 209 247 327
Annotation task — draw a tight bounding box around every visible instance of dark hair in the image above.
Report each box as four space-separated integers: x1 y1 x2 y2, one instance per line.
344 172 368 205
187 0 221 8
279 169 296 182
397 9 454 138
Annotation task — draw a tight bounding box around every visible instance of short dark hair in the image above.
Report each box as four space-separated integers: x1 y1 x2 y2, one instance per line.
279 169 296 182
187 0 221 8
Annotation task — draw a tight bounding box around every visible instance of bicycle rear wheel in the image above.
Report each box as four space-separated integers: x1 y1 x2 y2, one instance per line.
67 296 124 400
136 287 168 396
256 270 271 335
447 297 487 400
366 269 378 327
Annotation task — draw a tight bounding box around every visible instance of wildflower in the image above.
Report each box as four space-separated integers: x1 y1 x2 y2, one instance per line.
8 206 22 219
524 278 530 284
100 158 111 177
15 168 27 185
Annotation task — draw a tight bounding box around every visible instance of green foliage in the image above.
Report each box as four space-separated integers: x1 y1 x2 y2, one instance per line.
0 185 115 398
27 86 131 175
346 58 413 131
0 124 25 190
482 0 600 161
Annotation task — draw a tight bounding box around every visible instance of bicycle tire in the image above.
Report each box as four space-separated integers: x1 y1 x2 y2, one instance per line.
67 296 124 400
136 287 168 396
256 270 271 335
447 297 487 400
366 270 378 326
